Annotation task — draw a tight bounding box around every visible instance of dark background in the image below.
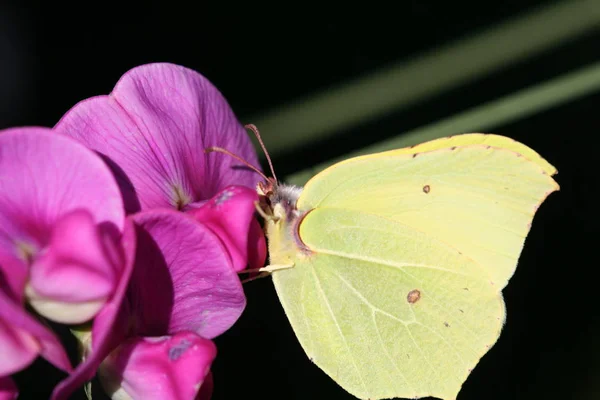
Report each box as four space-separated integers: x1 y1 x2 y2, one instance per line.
2 1 599 399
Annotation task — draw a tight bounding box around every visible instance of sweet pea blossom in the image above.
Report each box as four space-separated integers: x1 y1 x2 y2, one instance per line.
50 63 267 399
106 207 247 399
0 128 134 395
54 62 266 271
53 206 247 400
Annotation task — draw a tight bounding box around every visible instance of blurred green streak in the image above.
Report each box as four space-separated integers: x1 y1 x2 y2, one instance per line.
288 61 600 185
248 0 600 158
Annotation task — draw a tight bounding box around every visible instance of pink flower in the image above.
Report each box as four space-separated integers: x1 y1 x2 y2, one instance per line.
0 128 134 392
54 62 266 271
98 332 216 400
50 63 267 399
53 206 246 400
54 62 260 211
105 206 246 400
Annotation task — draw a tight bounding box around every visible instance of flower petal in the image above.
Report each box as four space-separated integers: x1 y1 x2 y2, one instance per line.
27 210 122 324
0 258 27 305
130 209 245 338
54 63 262 213
0 128 124 296
50 218 136 400
98 332 215 400
190 186 266 271
0 315 39 376
0 277 71 373
0 376 18 400
248 218 267 270
0 268 34 375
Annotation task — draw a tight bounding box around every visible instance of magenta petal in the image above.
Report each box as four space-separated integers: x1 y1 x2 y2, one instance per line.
99 332 215 400
0 257 27 304
131 210 245 338
0 315 39 376
0 128 124 295
0 282 71 373
190 186 266 272
54 63 262 213
50 218 136 400
247 217 267 270
0 272 37 376
28 210 121 324
0 376 18 400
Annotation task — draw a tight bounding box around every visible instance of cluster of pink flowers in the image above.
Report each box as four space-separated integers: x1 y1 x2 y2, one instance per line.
0 63 266 399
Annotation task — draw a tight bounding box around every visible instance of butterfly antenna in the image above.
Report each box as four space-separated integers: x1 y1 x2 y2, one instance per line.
204 147 269 182
245 124 277 183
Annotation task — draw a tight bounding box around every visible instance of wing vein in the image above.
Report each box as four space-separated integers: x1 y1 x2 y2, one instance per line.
299 278 315 355
315 246 470 277
331 271 414 324
373 312 417 396
405 325 439 394
309 264 368 393
330 270 418 396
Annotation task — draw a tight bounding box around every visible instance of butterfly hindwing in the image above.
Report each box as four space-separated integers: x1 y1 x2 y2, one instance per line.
273 207 504 400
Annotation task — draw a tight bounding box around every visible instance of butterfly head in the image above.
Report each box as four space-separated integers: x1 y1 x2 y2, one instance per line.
205 124 304 222
205 125 310 261
256 177 303 222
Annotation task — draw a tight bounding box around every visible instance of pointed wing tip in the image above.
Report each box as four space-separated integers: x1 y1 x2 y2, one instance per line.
541 173 561 197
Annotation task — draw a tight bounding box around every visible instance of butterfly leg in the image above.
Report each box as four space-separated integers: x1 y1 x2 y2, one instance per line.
241 271 271 284
239 264 294 283
238 263 295 275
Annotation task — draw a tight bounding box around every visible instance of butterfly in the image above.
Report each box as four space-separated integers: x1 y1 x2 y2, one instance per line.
241 129 559 400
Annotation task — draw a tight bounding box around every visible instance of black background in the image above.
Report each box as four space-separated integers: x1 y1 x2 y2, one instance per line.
2 1 599 399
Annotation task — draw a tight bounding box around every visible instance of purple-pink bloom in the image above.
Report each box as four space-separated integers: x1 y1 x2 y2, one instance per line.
54 63 262 211
191 185 265 272
50 218 137 400
98 332 216 400
128 207 247 339
54 62 266 272
0 127 132 386
49 62 267 399
53 205 247 400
